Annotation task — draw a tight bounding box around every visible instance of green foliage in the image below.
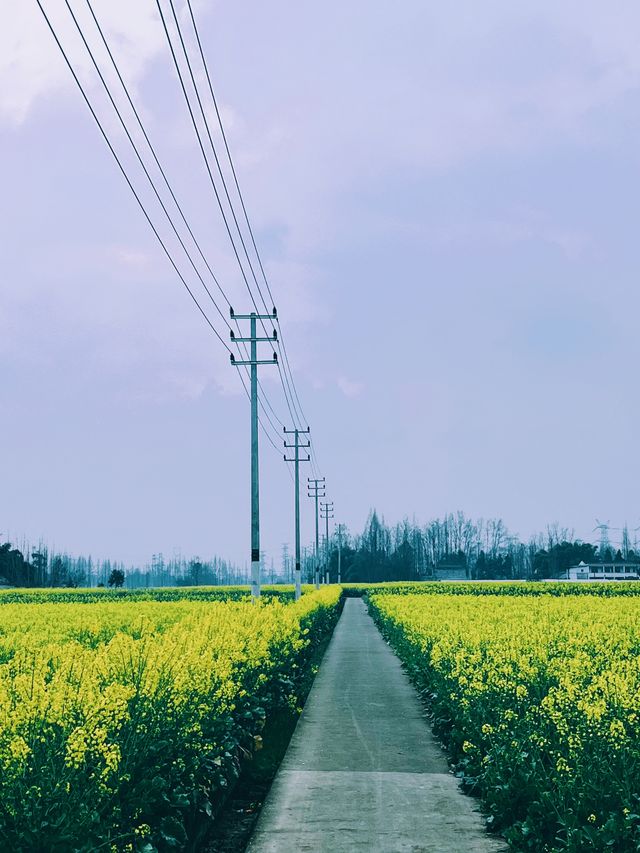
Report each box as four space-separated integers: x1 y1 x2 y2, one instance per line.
107 568 126 588
370 592 640 852
341 580 640 597
0 585 303 605
0 543 35 587
532 541 598 580
0 589 341 851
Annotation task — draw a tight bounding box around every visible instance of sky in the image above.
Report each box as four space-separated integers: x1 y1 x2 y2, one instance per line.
3 0 640 567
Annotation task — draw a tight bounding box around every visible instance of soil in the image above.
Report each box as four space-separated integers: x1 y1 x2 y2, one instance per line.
203 632 333 852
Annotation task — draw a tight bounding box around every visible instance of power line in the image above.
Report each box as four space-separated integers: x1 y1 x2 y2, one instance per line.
155 0 299 441
64 0 230 332
42 0 320 485
166 0 272 323
161 0 310 449
37 0 288 466
153 0 266 325
82 0 231 312
161 0 312 447
77 0 291 460
180 0 322 465
34 0 231 354
237 369 293 478
184 0 275 309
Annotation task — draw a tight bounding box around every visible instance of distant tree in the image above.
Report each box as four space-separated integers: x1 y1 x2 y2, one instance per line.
475 551 488 579
474 550 511 579
532 548 550 579
49 556 66 587
189 559 203 586
31 550 47 586
532 541 598 579
108 569 125 588
0 542 34 586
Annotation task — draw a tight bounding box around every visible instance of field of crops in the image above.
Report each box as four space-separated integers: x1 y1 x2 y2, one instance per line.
0 584 302 605
0 586 341 852
344 580 640 597
370 591 640 852
5 579 640 852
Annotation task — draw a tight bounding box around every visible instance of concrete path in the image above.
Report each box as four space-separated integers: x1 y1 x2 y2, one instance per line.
246 598 507 853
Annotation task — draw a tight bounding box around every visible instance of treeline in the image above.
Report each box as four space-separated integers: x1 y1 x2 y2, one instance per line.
318 511 637 583
4 510 637 588
0 542 242 589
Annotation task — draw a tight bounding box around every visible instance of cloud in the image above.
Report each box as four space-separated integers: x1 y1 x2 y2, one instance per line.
109 245 153 272
0 0 164 126
337 376 364 398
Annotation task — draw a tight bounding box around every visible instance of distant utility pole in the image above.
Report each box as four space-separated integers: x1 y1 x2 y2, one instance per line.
320 501 334 584
336 523 344 584
308 478 325 589
230 308 278 600
284 427 310 601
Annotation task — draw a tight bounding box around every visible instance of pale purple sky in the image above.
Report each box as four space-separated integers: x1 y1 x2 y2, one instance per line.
2 1 640 566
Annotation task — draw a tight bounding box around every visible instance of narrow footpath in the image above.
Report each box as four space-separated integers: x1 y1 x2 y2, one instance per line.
246 598 507 853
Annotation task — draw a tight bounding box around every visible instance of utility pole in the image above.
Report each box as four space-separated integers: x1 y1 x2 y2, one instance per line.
336 523 344 584
320 501 334 584
230 308 278 600
307 478 325 589
284 427 310 601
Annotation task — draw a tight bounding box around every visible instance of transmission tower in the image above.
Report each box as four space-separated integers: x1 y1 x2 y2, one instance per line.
593 519 611 558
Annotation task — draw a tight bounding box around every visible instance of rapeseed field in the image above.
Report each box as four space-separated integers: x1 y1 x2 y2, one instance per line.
0 587 340 851
371 592 640 851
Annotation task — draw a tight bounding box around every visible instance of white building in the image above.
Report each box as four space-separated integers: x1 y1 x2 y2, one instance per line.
567 560 640 581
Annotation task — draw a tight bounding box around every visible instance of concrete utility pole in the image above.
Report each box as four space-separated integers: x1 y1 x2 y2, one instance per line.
284 427 310 601
336 523 344 584
307 478 325 589
230 308 278 600
320 501 334 584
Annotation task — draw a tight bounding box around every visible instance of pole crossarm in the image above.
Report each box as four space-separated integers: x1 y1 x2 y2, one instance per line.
230 355 277 365
231 333 277 343
320 501 334 518
230 307 277 321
